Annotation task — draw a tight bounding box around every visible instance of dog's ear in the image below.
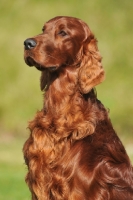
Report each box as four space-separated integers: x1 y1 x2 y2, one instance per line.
40 70 50 91
78 34 105 94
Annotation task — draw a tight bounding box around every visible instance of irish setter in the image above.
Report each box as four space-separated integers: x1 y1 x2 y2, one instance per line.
23 16 133 200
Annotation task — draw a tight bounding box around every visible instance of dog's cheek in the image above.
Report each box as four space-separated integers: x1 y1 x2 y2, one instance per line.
41 43 55 56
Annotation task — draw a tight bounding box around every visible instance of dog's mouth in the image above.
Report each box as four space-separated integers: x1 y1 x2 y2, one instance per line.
25 57 58 72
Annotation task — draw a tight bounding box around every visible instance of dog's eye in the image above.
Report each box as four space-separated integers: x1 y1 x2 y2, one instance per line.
58 30 67 37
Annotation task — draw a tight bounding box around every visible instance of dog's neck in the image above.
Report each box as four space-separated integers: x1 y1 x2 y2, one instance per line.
44 67 79 112
41 67 106 141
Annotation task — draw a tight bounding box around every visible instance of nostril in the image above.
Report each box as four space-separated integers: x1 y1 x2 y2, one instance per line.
24 39 37 50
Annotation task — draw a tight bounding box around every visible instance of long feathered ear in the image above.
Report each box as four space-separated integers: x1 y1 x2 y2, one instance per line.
40 69 50 91
78 34 105 94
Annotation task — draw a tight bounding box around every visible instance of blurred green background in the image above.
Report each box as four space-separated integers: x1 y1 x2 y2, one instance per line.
0 0 133 199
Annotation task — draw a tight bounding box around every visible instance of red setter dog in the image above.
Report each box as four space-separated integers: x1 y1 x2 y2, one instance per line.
23 16 133 200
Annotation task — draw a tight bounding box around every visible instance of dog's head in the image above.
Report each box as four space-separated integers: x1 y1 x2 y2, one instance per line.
24 16 105 93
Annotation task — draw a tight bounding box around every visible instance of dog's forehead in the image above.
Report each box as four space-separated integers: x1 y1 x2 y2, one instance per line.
43 17 85 31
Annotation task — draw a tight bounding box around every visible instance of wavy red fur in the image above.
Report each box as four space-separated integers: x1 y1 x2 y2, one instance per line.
23 16 133 200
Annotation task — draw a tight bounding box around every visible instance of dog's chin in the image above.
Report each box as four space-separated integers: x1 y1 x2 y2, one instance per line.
25 57 58 72
35 65 45 71
35 65 57 72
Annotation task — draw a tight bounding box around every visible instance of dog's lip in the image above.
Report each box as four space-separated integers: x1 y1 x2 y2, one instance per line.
25 57 58 72
25 56 34 66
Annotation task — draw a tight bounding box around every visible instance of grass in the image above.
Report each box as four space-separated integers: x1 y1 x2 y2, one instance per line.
0 0 133 198
0 137 31 199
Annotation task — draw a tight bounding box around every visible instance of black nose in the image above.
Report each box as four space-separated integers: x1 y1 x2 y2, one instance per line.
24 38 37 50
